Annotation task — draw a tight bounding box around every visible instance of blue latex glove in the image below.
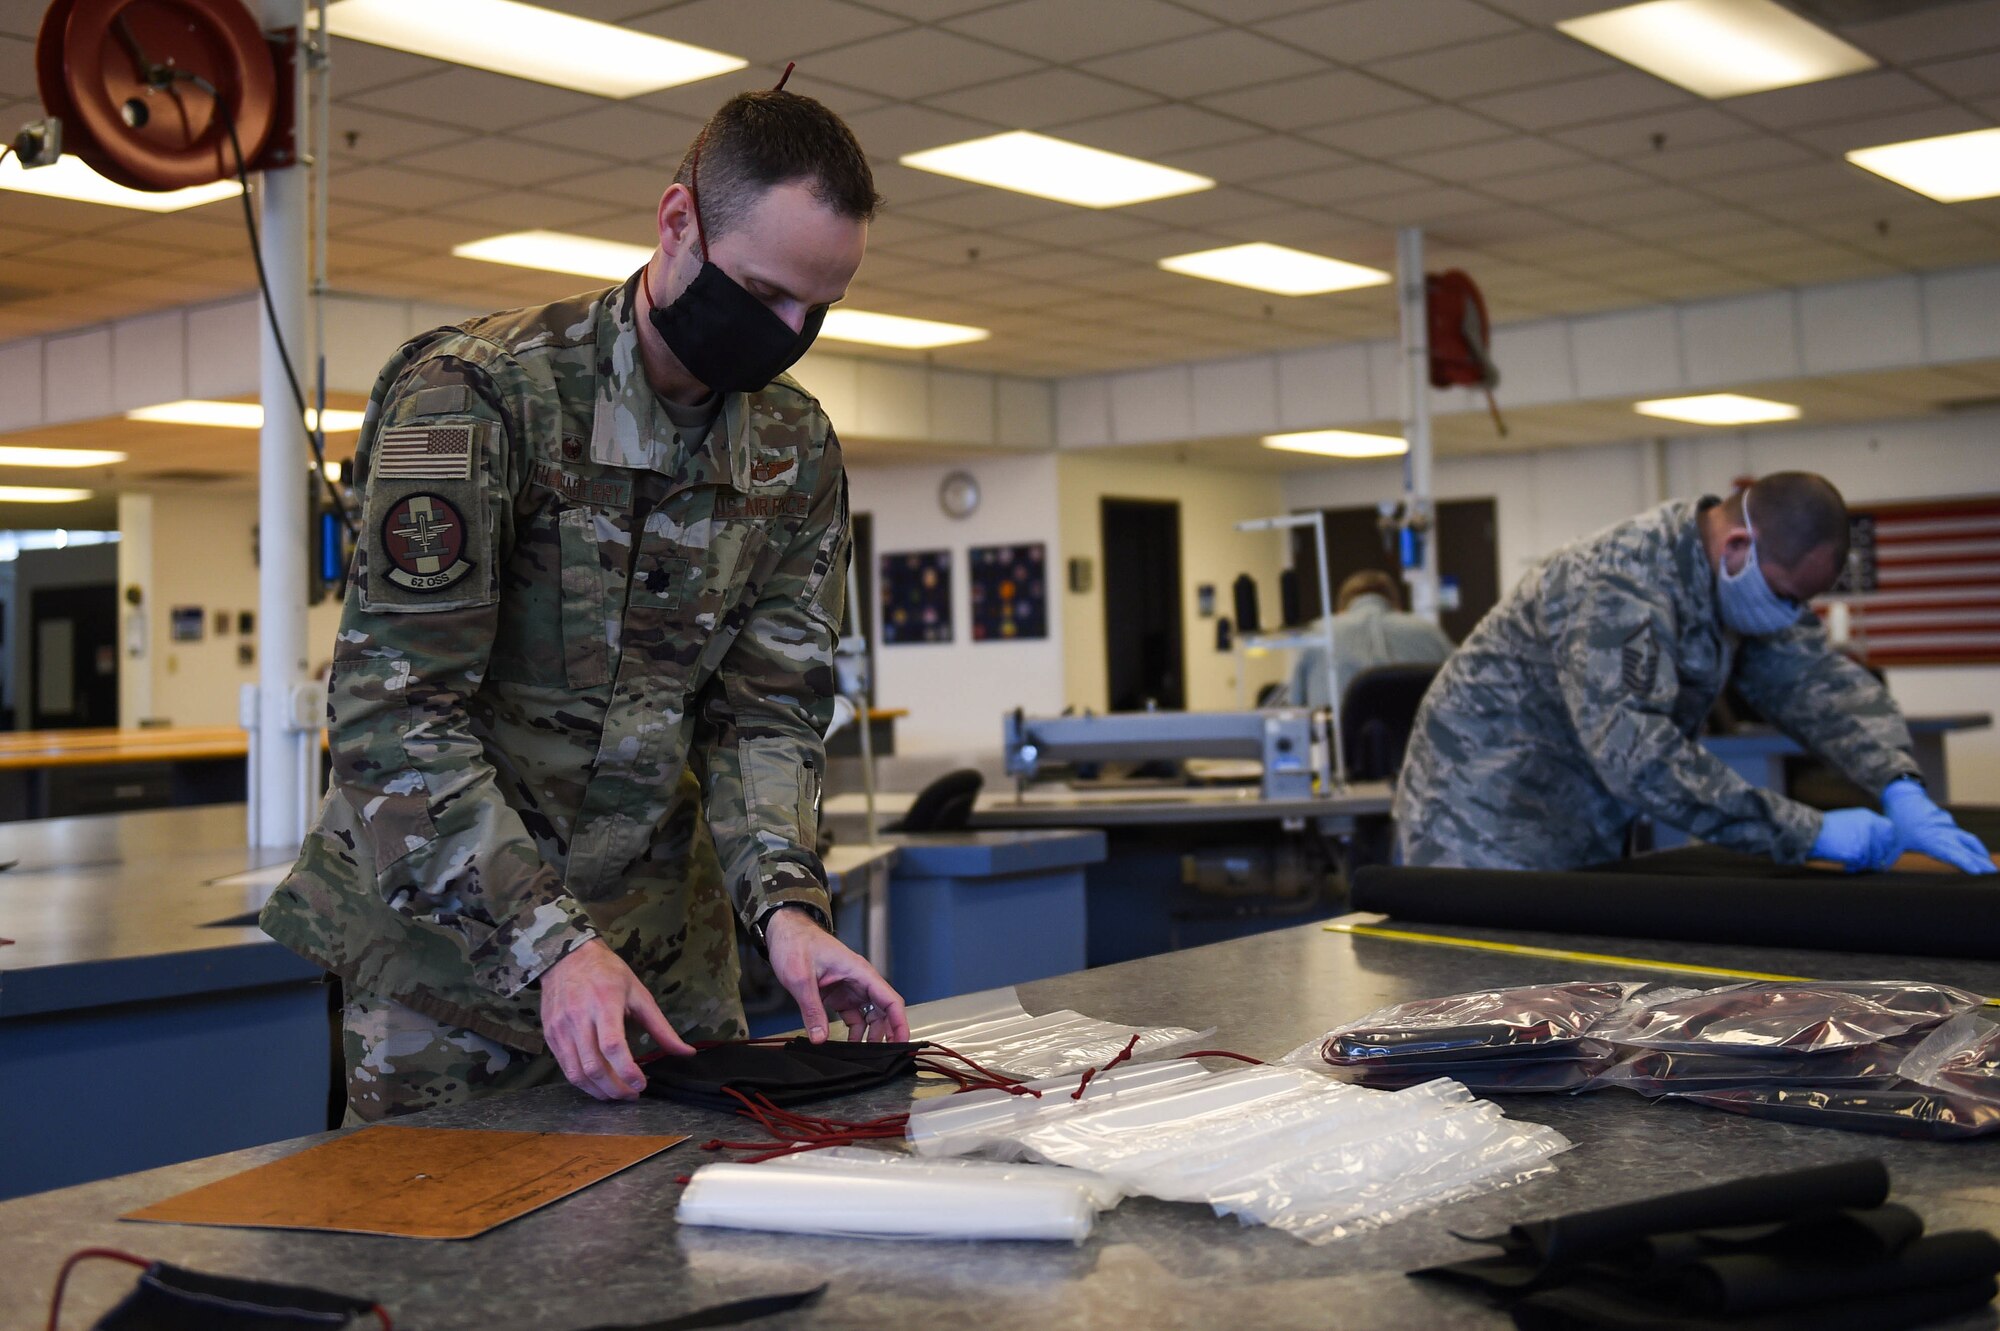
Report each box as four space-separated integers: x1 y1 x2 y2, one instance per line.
1811 808 1900 873
1882 778 1998 875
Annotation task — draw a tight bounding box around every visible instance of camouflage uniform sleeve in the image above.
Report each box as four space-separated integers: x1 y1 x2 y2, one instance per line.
331 348 595 997
696 427 848 933
1731 618 1920 795
1553 571 1821 861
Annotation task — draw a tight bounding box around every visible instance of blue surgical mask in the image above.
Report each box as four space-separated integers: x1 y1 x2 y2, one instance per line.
1716 503 1802 636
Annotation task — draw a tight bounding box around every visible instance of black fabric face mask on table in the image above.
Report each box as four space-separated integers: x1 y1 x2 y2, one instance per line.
643 1037 923 1110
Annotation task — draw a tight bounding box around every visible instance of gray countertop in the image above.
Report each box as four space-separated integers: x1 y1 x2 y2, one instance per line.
7 921 1999 1330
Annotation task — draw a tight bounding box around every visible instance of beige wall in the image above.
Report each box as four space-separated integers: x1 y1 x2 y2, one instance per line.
119 488 343 728
1057 450 1292 715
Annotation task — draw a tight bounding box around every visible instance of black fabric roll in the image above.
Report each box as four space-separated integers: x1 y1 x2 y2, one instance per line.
1588 1204 1926 1284
1510 1274 1997 1331
1676 1229 2000 1317
1349 863 2000 959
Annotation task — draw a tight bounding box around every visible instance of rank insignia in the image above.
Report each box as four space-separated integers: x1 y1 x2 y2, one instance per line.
381 493 474 592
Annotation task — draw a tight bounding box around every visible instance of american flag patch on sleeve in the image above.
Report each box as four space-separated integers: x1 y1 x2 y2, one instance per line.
374 424 475 480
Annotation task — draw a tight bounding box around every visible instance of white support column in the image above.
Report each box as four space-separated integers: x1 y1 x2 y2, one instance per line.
249 0 313 849
1396 226 1440 624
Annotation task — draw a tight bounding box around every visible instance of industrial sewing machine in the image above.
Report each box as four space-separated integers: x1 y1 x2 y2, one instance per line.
1002 707 1333 803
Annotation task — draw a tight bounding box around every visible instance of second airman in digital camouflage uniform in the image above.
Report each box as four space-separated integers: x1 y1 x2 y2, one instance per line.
1395 473 1996 876
262 85 911 1122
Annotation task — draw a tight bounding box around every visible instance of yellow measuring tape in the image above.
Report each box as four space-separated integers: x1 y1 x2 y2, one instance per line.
1325 917 2000 1004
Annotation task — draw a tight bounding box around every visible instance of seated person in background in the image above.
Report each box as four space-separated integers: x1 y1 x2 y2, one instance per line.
1394 472 1995 875
1288 569 1456 710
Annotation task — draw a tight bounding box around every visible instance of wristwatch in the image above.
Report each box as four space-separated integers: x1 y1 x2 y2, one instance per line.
753 901 833 948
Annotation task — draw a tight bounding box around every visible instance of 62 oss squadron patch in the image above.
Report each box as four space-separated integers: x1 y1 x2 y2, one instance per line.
380 493 475 593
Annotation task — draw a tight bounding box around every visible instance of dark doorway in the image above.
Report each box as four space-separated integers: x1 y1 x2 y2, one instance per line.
851 510 875 706
1290 499 1501 643
30 584 119 728
1101 498 1184 711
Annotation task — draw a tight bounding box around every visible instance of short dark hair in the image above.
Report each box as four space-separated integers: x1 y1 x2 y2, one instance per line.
1741 472 1851 571
1337 569 1401 611
675 90 882 241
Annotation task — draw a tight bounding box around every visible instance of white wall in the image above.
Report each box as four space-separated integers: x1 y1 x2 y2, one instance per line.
1056 452 1290 715
1280 410 2000 800
847 454 1065 757
118 488 343 728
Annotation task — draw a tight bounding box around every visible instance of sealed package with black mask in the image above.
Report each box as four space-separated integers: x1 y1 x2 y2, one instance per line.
643 1037 921 1111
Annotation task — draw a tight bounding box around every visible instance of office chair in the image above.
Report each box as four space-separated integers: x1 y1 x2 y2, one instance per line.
886 769 983 833
1340 664 1442 781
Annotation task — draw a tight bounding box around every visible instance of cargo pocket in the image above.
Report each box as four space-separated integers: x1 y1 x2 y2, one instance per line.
743 740 812 848
558 506 610 689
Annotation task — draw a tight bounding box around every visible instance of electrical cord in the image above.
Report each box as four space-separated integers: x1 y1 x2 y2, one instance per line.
165 65 356 540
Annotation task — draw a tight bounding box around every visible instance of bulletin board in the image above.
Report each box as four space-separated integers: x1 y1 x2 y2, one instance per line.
970 543 1048 642
1830 495 2000 667
881 549 953 645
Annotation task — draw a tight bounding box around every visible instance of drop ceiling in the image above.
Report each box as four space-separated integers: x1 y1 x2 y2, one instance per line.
1 0 1997 386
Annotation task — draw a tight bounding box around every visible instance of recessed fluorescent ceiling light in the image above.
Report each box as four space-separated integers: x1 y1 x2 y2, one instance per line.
901 131 1213 208
1159 243 1390 296
1557 0 1874 98
125 401 366 432
1847 127 2000 204
321 0 744 97
1263 430 1408 459
454 230 650 279
1634 393 1801 425
0 446 126 467
0 155 240 212
456 232 987 347
0 486 92 503
820 310 988 349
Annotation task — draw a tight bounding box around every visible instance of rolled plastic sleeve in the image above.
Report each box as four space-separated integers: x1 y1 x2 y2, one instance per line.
1555 576 1820 862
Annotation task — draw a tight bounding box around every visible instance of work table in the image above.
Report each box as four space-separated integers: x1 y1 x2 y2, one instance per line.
7 919 1998 1329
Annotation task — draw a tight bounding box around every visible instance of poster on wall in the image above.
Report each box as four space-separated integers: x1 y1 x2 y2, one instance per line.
880 549 952 645
970 543 1048 642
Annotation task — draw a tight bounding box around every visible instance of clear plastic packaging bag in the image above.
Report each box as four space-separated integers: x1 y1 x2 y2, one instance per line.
1667 1085 2000 1140
1295 982 1645 1066
1341 1055 1611 1094
1588 1034 1924 1097
904 1060 1212 1160
909 986 1207 1080
1013 1066 1348 1176
1899 1014 2000 1101
760 1145 1127 1211
1590 980 1980 1056
676 1161 1098 1242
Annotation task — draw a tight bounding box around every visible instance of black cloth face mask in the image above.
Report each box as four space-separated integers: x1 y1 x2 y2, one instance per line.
645 125 827 395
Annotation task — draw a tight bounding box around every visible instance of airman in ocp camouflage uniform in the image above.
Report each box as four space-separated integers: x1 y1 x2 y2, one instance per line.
1394 489 1930 871
262 85 909 1120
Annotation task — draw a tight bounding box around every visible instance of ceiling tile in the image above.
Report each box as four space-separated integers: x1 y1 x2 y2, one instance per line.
626 0 907 61
896 187 1076 229
1055 102 1265 155
319 39 445 95
1795 105 1991 154
1631 137 1816 183
1474 0 1606 19
0 32 33 99
540 163 677 205
1307 104 1511 156
922 69 1158 128
348 68 601 133
1080 29 1324 99
1549 106 1755 159
879 230 1043 265
1545 184 1706 225
452 190 633 230
1480 160 1653 202
509 104 704 160
1255 0 1519 64
944 0 1216 62
1910 49 2000 100
1200 68 1425 131
1256 161 1434 206
848 0 1005 17
335 212 506 252
1842 0 2000 64
329 163 488 211
1366 30 1614 99
1727 71 1944 131
1400 135 1584 182
985 249 1132 282
1340 185 1493 225
634 70 887 120
567 212 662 246
1001 210 1163 247
326 106 476 161
867 163 983 207
1429 207 1567 245
394 136 622 188
842 103 999 161
1156 135 1351 185
789 28 1039 100
1466 70 1693 133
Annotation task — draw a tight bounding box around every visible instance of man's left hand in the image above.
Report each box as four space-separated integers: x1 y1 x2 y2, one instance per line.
1882 778 1998 875
765 906 910 1043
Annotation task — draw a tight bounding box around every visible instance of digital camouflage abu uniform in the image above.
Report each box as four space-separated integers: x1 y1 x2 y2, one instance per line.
261 272 848 1116
1394 498 1918 870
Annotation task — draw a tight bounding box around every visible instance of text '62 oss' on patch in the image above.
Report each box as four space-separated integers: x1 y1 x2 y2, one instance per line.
381 493 475 592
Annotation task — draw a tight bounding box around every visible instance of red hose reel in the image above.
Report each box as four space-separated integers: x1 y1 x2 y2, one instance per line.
35 0 286 191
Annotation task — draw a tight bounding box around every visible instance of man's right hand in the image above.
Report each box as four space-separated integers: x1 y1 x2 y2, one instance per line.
539 939 693 1101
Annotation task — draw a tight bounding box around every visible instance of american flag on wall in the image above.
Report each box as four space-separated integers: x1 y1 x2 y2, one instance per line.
1828 497 2000 666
